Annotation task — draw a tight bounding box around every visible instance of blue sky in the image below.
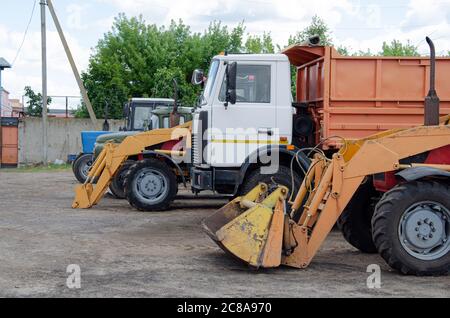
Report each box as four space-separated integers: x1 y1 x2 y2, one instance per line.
1 0 449 106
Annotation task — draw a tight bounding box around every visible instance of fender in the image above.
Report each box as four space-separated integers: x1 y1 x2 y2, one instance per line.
238 145 311 186
397 167 450 182
142 151 188 188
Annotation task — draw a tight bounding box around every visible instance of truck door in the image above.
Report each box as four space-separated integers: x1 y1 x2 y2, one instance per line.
210 61 277 167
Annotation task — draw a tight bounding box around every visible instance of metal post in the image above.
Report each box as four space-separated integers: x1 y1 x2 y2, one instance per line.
41 0 48 165
66 96 69 118
47 0 98 126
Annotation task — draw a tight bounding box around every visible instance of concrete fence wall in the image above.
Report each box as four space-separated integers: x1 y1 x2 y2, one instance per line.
19 118 124 165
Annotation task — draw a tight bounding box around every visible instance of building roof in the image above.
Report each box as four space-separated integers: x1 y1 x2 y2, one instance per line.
0 57 11 70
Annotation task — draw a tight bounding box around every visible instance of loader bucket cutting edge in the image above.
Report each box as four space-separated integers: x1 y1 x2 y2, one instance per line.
72 184 93 209
202 185 288 268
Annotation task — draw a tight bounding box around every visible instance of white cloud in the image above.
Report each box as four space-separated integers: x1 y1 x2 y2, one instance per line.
66 3 90 30
2 0 450 104
0 23 90 101
337 0 450 55
100 0 355 45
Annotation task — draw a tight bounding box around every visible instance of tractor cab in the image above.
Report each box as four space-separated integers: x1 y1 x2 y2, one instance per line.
122 98 175 131
151 106 193 129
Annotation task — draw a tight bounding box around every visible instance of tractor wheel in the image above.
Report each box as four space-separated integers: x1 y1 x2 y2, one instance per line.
337 178 379 254
109 161 134 199
240 165 302 199
372 181 450 276
124 159 178 212
73 154 93 184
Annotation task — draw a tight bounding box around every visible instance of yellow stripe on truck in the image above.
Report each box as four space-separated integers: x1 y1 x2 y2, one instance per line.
211 139 289 145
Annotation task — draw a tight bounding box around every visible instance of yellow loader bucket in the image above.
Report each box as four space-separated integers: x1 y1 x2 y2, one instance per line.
202 184 288 269
72 184 93 209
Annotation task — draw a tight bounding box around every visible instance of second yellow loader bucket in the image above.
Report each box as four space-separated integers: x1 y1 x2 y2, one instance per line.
202 184 288 269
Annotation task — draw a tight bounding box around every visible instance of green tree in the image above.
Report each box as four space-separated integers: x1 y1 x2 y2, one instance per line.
380 40 419 56
288 15 334 46
24 86 52 117
80 15 248 118
337 46 350 56
245 32 275 53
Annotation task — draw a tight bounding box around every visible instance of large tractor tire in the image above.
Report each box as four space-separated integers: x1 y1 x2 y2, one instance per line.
123 159 178 212
240 165 302 199
109 161 135 199
72 154 93 184
337 178 379 254
372 181 450 276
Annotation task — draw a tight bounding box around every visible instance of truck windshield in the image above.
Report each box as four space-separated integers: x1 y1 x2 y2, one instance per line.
200 60 219 105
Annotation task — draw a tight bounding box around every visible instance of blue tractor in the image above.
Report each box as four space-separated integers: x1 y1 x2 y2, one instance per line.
72 98 175 184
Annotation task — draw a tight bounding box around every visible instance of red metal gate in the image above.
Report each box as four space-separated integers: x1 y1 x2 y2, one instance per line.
0 117 19 168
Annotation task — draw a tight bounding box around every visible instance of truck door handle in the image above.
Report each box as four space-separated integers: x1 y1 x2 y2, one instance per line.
258 128 274 136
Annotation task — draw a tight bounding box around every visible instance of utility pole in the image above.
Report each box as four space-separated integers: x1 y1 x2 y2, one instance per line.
47 0 97 126
40 0 48 165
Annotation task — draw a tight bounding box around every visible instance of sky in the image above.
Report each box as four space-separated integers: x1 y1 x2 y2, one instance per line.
1 0 450 108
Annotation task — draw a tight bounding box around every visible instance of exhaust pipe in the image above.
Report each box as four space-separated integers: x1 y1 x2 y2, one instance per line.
424 37 440 126
170 78 181 128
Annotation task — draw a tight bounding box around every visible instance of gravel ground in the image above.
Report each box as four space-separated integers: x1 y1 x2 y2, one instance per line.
0 170 448 298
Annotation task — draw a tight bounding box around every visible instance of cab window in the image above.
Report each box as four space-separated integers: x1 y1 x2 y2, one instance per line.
219 65 271 103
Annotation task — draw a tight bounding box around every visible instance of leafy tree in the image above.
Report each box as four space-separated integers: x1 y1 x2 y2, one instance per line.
245 32 275 53
80 15 247 118
24 86 52 117
380 40 419 56
288 15 333 46
151 67 197 106
337 46 350 56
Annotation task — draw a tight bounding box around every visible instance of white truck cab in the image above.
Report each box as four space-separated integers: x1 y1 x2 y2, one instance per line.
190 53 308 195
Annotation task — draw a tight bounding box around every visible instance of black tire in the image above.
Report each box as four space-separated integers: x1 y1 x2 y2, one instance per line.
372 181 450 276
337 178 379 254
240 165 302 199
73 154 93 184
124 159 178 212
109 161 134 199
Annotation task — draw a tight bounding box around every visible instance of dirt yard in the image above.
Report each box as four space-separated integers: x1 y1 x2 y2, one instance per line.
0 170 448 298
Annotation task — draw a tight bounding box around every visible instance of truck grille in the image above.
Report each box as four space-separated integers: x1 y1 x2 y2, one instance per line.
192 132 201 165
192 113 202 165
192 111 208 166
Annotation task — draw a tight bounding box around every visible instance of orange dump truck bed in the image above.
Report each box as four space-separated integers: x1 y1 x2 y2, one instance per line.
283 45 450 148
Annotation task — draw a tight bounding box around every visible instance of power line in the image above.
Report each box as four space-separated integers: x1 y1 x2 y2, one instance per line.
11 0 37 66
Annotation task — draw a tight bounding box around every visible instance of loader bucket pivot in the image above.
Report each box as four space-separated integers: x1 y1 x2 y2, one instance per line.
202 184 288 268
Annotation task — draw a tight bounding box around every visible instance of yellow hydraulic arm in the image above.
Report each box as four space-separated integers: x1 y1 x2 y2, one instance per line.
203 123 450 269
73 122 192 209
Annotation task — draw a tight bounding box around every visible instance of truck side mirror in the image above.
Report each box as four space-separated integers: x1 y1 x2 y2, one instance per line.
225 62 237 106
191 69 205 85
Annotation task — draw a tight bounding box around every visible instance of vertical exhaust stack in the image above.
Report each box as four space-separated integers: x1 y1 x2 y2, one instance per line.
170 79 181 128
424 37 440 126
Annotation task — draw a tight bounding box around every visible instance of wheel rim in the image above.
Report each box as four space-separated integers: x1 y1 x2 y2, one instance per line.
81 160 92 179
133 168 169 204
399 201 450 261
